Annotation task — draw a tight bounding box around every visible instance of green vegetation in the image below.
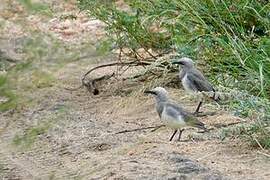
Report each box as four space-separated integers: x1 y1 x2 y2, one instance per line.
31 70 56 88
12 105 67 149
0 29 94 112
96 39 114 55
13 122 50 148
18 0 53 16
78 0 270 148
0 75 18 112
78 0 270 96
221 122 270 149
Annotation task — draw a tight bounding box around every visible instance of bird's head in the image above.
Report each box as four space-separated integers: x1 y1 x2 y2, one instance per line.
172 57 194 68
144 87 168 102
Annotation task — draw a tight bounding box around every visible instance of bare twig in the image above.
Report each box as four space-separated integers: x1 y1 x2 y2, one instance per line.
150 125 165 132
66 49 173 94
213 121 245 128
115 125 165 134
80 61 152 94
253 136 265 151
257 151 270 158
84 73 115 95
81 61 150 84
65 60 151 92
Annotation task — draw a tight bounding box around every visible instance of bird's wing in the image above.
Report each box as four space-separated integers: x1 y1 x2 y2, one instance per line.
186 69 214 92
165 103 207 130
165 103 185 119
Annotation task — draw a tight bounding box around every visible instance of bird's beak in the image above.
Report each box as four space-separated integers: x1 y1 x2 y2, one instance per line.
171 60 183 65
144 90 156 95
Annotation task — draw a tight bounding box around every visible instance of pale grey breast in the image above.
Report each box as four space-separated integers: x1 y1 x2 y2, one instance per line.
161 102 187 129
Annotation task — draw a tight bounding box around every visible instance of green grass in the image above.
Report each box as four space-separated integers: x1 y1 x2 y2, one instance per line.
31 70 56 88
0 75 7 87
78 0 270 97
96 38 114 56
13 122 50 148
221 122 270 149
12 104 68 149
18 0 53 16
0 75 18 112
0 90 18 112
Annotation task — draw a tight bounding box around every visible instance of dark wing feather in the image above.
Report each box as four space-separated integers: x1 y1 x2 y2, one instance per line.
165 102 186 118
186 69 214 92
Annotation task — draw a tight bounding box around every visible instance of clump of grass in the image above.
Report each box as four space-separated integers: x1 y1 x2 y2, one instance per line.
221 122 270 149
13 122 50 148
96 38 114 56
31 70 56 88
19 0 53 16
0 89 18 112
219 87 270 149
0 75 18 112
0 75 7 87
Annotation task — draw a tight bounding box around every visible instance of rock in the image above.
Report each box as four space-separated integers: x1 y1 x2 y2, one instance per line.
169 154 206 174
168 152 226 180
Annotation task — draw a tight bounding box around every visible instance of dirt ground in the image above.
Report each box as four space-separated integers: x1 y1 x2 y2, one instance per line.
1 1 270 180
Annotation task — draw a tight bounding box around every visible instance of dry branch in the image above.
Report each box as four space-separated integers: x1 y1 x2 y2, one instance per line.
81 60 152 95
115 125 165 134
83 73 115 95
65 49 174 95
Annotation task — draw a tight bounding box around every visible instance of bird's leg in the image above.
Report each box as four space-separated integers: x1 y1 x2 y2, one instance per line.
177 129 184 141
194 101 203 114
169 129 178 141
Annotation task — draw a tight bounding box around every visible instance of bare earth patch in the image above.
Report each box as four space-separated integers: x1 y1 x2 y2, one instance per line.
1 59 270 179
0 0 270 180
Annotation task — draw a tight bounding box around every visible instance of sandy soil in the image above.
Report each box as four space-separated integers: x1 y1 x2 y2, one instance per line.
0 1 270 180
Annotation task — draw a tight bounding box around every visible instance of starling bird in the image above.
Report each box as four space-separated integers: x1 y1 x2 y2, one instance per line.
172 57 218 114
145 87 208 141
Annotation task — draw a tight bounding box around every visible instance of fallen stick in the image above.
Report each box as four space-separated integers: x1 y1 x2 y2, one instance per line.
64 61 150 92
257 151 270 158
81 60 151 84
64 73 115 92
213 121 246 128
115 125 165 134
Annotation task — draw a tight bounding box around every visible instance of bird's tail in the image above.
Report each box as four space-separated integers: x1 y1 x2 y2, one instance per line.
189 118 209 132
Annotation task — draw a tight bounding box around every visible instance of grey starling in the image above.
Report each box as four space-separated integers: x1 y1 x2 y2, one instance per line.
172 57 218 114
145 87 208 141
